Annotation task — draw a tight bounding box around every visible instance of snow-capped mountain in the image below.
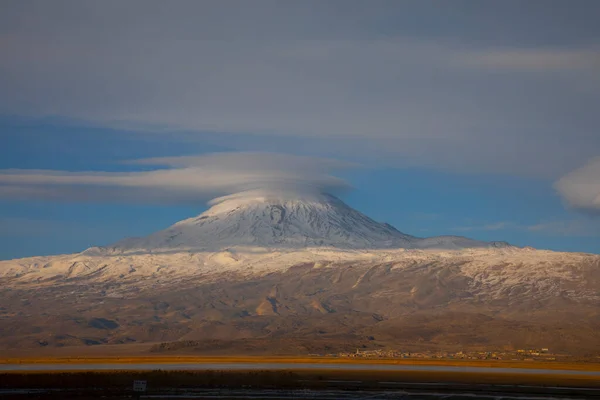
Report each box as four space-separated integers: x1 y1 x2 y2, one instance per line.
96 190 509 254
2 190 599 355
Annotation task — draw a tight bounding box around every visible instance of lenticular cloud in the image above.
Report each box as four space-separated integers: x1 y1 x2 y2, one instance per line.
0 152 352 205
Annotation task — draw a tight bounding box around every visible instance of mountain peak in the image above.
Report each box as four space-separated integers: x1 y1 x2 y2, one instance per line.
108 191 414 253
199 190 341 217
100 191 511 255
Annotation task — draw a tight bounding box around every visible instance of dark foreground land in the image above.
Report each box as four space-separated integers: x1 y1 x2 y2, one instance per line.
2 369 600 399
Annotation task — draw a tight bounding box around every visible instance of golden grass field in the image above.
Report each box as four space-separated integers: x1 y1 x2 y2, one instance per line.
2 355 600 372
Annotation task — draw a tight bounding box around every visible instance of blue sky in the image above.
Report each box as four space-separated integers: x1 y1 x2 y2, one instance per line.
1 1 599 259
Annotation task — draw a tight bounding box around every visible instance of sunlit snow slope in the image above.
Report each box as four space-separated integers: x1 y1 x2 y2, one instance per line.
98 191 509 254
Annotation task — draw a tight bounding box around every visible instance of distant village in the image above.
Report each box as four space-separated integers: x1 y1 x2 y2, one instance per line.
312 348 563 361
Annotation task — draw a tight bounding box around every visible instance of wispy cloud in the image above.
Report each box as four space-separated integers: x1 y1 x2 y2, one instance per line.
0 152 352 204
527 219 600 237
453 218 600 237
554 157 600 214
0 217 70 237
458 47 600 71
0 217 122 239
452 221 516 232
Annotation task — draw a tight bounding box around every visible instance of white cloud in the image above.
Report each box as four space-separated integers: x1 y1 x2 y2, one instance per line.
129 152 356 171
0 152 352 204
554 157 600 213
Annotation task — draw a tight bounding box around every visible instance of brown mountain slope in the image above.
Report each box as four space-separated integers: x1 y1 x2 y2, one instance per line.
1 252 599 355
